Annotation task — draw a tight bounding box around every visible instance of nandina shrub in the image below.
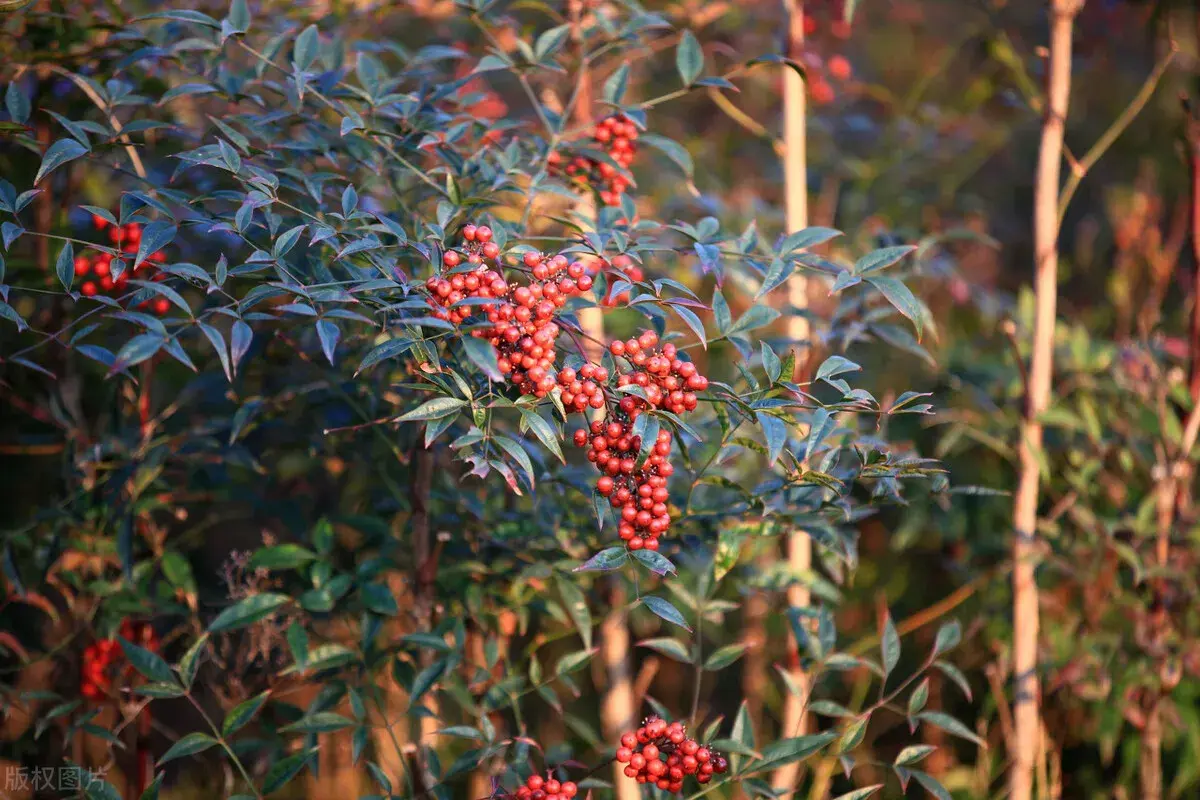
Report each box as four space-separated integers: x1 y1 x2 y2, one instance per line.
0 1 979 798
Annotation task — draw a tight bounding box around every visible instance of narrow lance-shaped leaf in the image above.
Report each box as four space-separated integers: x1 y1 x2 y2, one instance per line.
35 139 89 185
56 242 74 290
641 595 691 631
675 30 704 86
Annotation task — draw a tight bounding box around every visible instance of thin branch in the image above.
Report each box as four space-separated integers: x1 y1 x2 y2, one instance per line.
1056 44 1177 227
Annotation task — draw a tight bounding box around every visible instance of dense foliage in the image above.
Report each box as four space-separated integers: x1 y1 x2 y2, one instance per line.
6 0 1200 799
0 1 982 798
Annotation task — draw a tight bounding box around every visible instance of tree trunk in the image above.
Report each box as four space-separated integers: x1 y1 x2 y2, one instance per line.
773 0 811 797
1010 4 1080 799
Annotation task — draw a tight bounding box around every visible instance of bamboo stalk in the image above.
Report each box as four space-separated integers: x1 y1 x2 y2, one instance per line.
773 0 810 797
1010 4 1081 799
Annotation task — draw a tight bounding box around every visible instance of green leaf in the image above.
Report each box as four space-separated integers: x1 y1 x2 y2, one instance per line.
751 731 837 773
865 275 930 340
463 336 503 381
119 638 177 685
675 30 704 86
136 682 187 698
641 595 691 631
832 787 882 800
160 83 218 104
1 222 24 250
140 774 164 800
631 549 676 576
854 245 914 275
281 711 352 733
223 691 269 736
316 319 339 365
228 0 250 32
136 10 221 28
408 659 446 706
303 643 357 672
56 241 74 290
356 337 413 375
248 544 315 570
262 750 312 795
519 409 564 463
756 412 787 466
815 355 861 383
208 592 289 633
761 342 782 383
703 643 747 670
35 138 89 185
728 304 780 336
574 547 627 572
361 583 399 616
177 636 207 689
638 637 690 662
273 224 306 259
934 659 972 700
534 24 570 61
135 222 177 270
5 82 31 124
932 619 961 656
912 770 953 800
604 62 630 104
731 699 756 750
556 575 593 649
880 611 899 678
294 25 320 70
640 133 693 178
894 744 936 766
916 711 986 748
907 677 929 717
779 226 841 253
158 732 217 765
555 648 595 675
396 397 465 422
836 715 868 754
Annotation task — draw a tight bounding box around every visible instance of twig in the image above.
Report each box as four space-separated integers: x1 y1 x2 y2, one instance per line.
1056 44 1177 227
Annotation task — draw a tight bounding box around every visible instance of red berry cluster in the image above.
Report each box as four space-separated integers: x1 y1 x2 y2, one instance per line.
575 331 708 550
548 114 639 206
77 216 170 314
615 716 728 793
425 225 709 550
503 774 578 800
81 619 159 701
427 224 507 325
429 224 595 398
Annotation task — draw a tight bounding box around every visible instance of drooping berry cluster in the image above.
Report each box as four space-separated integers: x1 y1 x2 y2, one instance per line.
425 225 709 550
578 419 673 551
568 331 709 550
77 215 170 314
548 114 639 206
615 716 728 793
81 619 159 701
503 773 578 800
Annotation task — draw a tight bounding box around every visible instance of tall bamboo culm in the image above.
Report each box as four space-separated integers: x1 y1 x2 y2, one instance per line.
1010 3 1081 799
772 0 810 797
